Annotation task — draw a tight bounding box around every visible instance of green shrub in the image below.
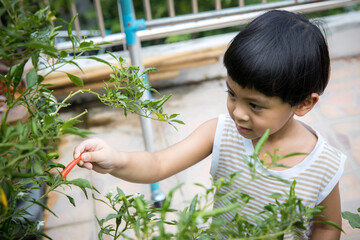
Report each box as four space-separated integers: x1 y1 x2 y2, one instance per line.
95 131 330 240
0 1 179 239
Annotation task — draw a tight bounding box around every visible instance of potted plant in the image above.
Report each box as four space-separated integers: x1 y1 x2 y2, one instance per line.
0 1 179 239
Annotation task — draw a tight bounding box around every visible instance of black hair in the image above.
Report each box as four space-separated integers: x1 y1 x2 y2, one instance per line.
223 10 330 106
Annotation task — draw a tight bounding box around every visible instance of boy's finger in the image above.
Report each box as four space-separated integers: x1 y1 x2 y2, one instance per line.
82 162 93 170
77 160 92 170
74 138 97 158
73 150 81 159
74 143 86 159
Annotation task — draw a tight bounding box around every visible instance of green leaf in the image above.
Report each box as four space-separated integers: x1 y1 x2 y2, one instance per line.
342 211 360 229
60 127 93 138
97 41 113 46
155 95 171 109
26 68 37 88
68 60 83 72
13 142 34 150
199 202 239 219
289 180 296 197
141 67 158 76
59 50 68 57
24 41 57 53
47 152 60 160
253 129 270 157
87 56 112 67
79 41 92 48
128 65 139 72
0 144 12 153
161 183 184 216
116 187 125 196
65 194 76 207
268 174 291 185
44 115 56 126
43 50 58 58
66 73 84 87
47 161 65 171
104 213 120 222
281 152 307 159
169 114 179 119
320 220 344 232
269 193 282 199
31 52 40 69
62 118 81 130
29 199 57 217
68 14 77 38
68 178 99 199
33 161 44 174
189 194 198 214
171 119 185 125
293 221 307 230
106 51 117 60
239 193 253 204
11 61 26 87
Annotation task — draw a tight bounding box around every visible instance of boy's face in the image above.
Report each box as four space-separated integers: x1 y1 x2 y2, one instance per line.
226 77 296 141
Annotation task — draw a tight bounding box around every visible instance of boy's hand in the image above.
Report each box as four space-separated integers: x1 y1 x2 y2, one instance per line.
74 138 119 174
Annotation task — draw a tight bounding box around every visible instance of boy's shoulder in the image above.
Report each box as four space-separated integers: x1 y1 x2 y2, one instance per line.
297 121 346 166
306 135 346 204
296 122 346 200
312 137 346 172
300 121 346 161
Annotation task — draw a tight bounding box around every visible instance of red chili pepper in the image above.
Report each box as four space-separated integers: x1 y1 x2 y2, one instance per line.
61 154 82 179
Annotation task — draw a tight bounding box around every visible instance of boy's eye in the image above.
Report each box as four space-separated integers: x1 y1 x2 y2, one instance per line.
249 103 262 110
226 90 235 97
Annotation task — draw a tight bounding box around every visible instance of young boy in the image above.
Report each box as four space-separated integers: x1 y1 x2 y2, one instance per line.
74 10 345 239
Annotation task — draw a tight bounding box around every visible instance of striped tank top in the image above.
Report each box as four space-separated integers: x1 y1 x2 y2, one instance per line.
210 114 346 239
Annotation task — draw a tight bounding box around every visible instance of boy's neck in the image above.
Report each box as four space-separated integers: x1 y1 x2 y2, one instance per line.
253 118 318 170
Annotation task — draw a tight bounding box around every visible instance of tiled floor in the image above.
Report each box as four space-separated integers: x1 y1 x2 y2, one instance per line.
43 56 360 239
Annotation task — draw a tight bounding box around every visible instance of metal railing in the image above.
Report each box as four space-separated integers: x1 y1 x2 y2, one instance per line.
56 0 360 50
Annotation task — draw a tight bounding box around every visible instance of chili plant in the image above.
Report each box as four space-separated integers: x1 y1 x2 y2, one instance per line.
0 1 181 239
95 131 337 239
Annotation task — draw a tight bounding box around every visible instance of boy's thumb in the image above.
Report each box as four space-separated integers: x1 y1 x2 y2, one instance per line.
82 152 91 162
82 151 103 163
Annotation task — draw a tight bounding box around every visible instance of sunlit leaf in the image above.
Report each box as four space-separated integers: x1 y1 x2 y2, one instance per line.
342 211 360 229
66 73 84 87
68 178 99 199
26 68 37 88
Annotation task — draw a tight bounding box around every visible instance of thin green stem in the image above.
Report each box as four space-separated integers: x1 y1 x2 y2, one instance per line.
53 89 88 115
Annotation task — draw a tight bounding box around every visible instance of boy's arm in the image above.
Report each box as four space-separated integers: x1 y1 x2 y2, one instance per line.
311 183 342 240
75 118 218 183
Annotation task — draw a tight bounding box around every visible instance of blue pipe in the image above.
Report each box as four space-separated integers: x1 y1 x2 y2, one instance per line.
119 0 145 46
119 0 165 206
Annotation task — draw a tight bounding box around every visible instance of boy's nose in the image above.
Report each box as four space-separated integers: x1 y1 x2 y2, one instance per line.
233 106 250 122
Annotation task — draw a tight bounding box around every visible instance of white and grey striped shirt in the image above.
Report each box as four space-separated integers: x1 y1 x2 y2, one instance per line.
210 114 346 239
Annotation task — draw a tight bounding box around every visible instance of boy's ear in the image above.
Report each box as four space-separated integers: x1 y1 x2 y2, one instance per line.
294 93 319 117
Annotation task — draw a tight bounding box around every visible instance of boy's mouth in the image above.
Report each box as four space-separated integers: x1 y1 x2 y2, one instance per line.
236 125 252 134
